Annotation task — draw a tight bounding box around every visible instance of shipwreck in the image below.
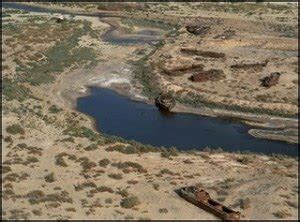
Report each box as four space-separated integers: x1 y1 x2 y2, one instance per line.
176 186 241 221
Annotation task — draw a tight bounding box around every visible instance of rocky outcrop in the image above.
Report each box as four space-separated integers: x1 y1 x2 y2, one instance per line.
155 92 176 111
186 25 210 35
190 69 225 82
261 72 281 88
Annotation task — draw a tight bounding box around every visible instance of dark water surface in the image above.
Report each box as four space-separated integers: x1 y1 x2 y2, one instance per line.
77 87 298 156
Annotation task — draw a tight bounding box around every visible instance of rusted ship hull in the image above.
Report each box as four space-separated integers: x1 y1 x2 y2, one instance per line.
176 186 240 221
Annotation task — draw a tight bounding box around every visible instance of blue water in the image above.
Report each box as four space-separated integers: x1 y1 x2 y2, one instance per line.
77 87 298 156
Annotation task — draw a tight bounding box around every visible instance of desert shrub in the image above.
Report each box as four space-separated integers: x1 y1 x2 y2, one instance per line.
2 165 12 174
17 143 27 148
74 181 96 191
105 198 113 204
65 207 76 212
60 137 74 143
84 144 98 151
32 209 43 216
9 209 30 220
286 201 297 208
4 172 29 182
26 146 43 156
26 156 39 163
120 196 140 209
98 158 111 167
48 105 62 113
55 153 68 167
153 183 160 191
95 186 114 193
127 180 138 185
80 160 97 171
6 124 25 135
106 143 160 154
236 156 252 165
239 198 251 209
27 190 46 204
159 208 168 214
160 168 175 175
106 144 138 154
111 161 143 171
43 191 73 204
64 126 98 141
108 173 123 180
273 210 292 218
183 159 194 164
116 189 129 198
4 136 13 143
217 196 226 202
44 172 55 183
161 147 178 159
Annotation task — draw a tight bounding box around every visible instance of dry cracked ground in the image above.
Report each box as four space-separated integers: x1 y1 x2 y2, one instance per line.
2 2 299 220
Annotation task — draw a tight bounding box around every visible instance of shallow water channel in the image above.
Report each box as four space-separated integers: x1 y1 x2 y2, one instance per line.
77 87 298 156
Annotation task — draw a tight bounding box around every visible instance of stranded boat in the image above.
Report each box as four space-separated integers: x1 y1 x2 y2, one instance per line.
176 186 241 221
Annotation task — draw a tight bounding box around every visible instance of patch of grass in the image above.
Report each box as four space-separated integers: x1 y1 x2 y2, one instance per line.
16 21 98 86
3 78 32 102
120 196 140 209
6 124 25 135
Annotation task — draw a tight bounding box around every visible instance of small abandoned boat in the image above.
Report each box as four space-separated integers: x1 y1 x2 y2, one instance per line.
155 92 175 111
176 186 241 221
